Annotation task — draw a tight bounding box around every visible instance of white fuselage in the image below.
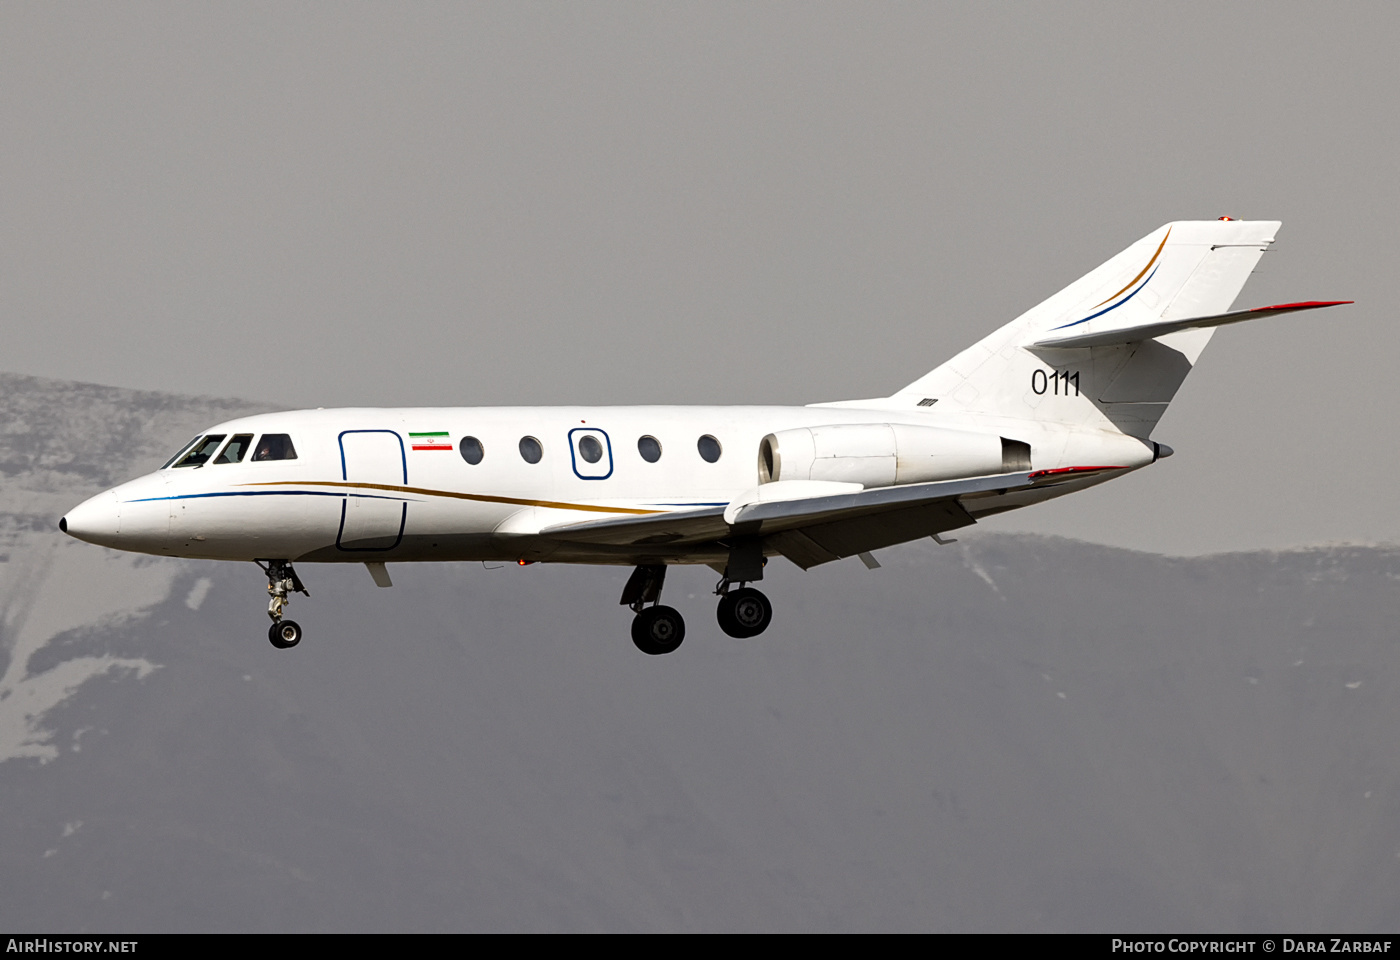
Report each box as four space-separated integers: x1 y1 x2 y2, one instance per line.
61 403 1155 567
51 220 1318 653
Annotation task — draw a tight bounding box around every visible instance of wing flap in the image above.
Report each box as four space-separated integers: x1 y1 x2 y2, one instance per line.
764 529 840 569
770 499 977 569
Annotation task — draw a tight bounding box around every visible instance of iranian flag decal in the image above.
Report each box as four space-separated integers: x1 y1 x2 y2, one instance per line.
410 431 453 451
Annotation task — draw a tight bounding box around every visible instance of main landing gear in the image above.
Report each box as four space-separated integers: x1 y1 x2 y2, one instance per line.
714 536 772 639
715 582 773 638
621 565 685 655
713 535 773 638
619 562 775 654
257 560 309 650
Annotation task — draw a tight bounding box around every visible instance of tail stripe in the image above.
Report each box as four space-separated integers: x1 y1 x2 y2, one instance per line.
1091 226 1171 308
1051 264 1160 332
887 219 1286 441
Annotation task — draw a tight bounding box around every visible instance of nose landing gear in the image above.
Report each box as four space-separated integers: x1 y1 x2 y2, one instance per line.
621 564 685 655
269 619 303 649
257 560 309 650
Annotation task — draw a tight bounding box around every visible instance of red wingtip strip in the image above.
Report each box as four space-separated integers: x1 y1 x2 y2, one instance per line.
1028 466 1127 480
1250 300 1353 312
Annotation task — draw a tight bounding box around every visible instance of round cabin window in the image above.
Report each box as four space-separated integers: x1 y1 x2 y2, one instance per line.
637 435 662 463
578 435 604 464
697 434 722 463
460 436 484 465
519 436 543 464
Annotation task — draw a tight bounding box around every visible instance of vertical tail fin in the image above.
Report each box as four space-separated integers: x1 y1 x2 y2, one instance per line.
892 220 1280 438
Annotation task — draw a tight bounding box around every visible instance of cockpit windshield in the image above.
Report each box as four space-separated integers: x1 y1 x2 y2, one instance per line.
161 436 203 469
171 435 227 468
162 432 297 468
214 434 255 464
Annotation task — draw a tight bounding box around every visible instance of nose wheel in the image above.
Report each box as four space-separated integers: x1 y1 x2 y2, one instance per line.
256 560 309 650
716 586 773 638
268 619 303 649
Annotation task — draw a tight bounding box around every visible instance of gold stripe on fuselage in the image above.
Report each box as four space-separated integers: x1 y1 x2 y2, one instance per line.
235 480 666 515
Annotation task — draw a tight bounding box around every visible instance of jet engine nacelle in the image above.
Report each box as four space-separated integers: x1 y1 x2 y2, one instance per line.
758 423 1028 488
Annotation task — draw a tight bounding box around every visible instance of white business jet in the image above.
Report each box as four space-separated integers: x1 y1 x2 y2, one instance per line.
60 219 1347 654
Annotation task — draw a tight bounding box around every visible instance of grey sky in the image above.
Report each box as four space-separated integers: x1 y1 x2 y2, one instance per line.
2 3 1395 555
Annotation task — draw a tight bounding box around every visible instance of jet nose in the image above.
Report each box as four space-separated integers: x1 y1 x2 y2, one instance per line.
61 490 120 546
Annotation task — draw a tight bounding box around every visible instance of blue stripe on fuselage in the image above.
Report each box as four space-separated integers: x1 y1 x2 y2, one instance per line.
126 490 415 503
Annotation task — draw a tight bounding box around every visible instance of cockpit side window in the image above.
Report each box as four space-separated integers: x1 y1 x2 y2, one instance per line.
214 434 255 464
161 436 203 469
172 435 227 468
251 434 298 461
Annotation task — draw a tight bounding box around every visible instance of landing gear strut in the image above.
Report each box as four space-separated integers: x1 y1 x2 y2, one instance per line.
257 560 309 650
711 537 778 643
715 537 773 638
621 564 685 655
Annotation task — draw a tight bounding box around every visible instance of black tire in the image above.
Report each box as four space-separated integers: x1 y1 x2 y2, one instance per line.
716 587 773 638
268 619 302 649
631 605 686 655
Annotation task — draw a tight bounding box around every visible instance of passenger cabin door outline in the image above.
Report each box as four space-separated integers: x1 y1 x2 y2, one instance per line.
336 430 407 551
568 427 613 480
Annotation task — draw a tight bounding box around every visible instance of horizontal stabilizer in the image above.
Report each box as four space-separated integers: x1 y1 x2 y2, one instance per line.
1032 300 1352 349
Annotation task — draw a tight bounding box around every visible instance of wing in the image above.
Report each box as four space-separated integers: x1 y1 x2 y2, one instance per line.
538 467 1123 568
